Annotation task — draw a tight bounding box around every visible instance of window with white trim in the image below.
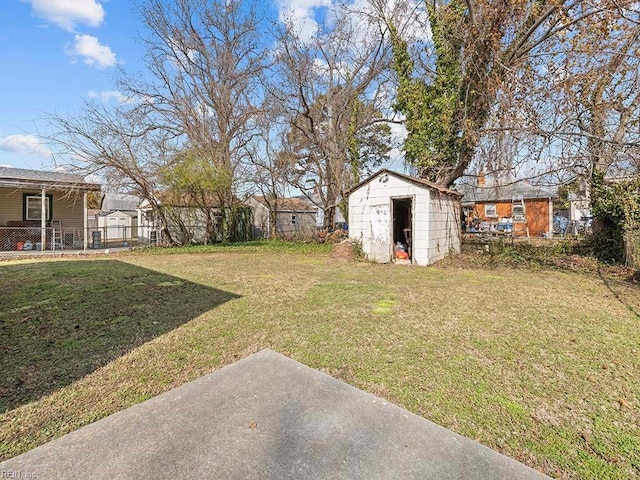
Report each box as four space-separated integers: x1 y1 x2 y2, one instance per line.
484 203 497 218
291 214 297 225
512 204 525 222
24 194 52 221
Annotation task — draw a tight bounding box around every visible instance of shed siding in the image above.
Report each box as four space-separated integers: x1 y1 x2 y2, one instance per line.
248 197 316 240
428 191 461 263
349 174 436 265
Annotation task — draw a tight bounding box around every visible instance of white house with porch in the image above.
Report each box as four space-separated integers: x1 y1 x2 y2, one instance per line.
0 167 101 252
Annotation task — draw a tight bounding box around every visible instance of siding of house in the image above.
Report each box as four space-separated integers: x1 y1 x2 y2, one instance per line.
471 202 512 231
524 199 552 237
427 191 461 263
472 199 551 237
0 188 85 229
0 188 22 225
53 192 85 231
164 207 214 244
275 211 316 239
247 197 316 240
349 174 432 265
250 201 270 238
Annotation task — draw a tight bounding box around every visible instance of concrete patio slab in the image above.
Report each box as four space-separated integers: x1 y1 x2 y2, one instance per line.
1 349 549 479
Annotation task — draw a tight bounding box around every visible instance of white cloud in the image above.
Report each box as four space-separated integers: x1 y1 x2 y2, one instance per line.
87 90 128 103
277 0 429 44
278 0 332 42
25 0 105 31
0 134 51 157
65 34 116 68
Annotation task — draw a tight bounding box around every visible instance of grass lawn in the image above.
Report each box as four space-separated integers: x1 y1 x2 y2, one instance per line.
1 242 638 478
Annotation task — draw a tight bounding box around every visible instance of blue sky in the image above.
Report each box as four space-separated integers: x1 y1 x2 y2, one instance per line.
0 0 404 172
0 1 152 169
0 0 342 171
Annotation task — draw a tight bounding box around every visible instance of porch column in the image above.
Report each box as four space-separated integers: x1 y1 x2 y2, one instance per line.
83 191 88 251
41 187 47 250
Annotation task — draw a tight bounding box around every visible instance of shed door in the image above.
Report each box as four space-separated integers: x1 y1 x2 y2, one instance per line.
106 217 118 241
369 204 391 263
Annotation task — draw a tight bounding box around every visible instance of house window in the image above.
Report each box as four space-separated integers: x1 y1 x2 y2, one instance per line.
291 214 297 226
23 194 53 221
512 204 525 222
484 203 497 218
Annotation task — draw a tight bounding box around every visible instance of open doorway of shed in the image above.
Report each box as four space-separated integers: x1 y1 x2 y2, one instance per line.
392 198 412 261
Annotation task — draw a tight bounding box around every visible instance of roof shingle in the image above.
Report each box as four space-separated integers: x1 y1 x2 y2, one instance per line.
455 180 555 204
0 166 100 191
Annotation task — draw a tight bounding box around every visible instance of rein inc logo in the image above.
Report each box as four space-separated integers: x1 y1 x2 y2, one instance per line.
1 471 37 479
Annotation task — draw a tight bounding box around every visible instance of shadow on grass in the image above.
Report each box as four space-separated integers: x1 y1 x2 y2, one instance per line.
597 267 640 320
0 260 240 412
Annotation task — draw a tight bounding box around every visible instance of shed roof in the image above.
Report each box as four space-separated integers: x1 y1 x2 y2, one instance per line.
98 210 135 217
455 180 556 205
0 166 100 191
346 169 463 197
101 193 140 211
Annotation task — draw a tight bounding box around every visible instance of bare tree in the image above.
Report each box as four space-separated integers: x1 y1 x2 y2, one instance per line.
46 101 180 243
270 4 393 228
246 104 293 239
47 0 269 244
128 0 269 209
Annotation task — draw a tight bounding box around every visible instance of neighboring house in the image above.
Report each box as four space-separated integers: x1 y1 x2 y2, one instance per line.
0 166 101 251
246 196 317 240
294 191 346 229
137 198 162 244
456 175 556 238
347 169 462 266
568 191 591 222
567 176 636 224
138 192 251 245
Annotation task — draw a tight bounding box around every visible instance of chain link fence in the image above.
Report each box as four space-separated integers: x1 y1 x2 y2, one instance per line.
0 226 69 252
86 225 163 249
0 225 160 252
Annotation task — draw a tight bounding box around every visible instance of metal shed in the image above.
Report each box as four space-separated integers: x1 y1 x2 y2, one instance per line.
347 169 462 266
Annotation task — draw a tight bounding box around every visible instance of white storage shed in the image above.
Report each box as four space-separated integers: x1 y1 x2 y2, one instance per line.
348 169 462 266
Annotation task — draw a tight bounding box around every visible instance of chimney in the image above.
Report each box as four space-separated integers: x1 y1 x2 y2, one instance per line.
477 170 485 186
